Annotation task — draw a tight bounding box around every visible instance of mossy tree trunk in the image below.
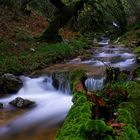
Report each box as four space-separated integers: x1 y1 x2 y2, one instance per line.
40 0 86 42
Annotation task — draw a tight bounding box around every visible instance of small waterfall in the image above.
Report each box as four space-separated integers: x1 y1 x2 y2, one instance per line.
58 80 71 95
52 72 71 95
0 76 73 137
85 77 105 91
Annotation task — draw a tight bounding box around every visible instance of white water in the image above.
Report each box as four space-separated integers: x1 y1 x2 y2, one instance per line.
0 76 73 136
68 38 136 92
70 46 136 70
85 77 105 91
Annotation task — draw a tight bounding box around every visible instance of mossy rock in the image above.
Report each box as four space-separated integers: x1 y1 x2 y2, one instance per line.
56 93 92 140
123 81 140 99
0 73 23 94
69 69 86 93
116 125 140 140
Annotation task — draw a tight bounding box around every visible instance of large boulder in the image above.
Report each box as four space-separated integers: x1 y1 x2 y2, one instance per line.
0 73 23 95
9 97 35 108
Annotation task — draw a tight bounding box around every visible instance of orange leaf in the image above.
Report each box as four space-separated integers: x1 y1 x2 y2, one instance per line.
111 123 127 127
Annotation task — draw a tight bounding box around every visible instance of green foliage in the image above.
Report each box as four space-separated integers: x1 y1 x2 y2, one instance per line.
85 120 112 133
123 81 140 99
72 40 86 52
127 21 140 31
70 69 85 92
135 47 140 54
13 27 32 41
116 125 140 140
0 0 20 7
103 135 113 140
117 108 135 124
104 82 128 105
116 95 140 140
56 92 113 140
123 81 140 132
133 66 140 82
56 93 92 140
0 39 11 52
0 41 87 74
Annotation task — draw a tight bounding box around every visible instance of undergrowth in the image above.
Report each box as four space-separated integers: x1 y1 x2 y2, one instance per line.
0 40 86 74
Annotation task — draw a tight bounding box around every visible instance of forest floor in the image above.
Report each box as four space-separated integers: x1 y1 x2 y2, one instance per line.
1 4 140 140
0 5 90 75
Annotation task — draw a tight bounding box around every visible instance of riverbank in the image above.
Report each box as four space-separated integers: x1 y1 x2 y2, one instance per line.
56 69 140 140
0 4 93 75
1 4 140 140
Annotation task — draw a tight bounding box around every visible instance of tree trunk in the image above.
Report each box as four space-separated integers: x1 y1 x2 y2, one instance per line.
40 0 86 42
21 0 31 15
106 67 120 83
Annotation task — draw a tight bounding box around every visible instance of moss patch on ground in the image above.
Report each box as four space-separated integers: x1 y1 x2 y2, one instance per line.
56 77 140 140
56 70 114 140
0 40 88 74
114 28 140 47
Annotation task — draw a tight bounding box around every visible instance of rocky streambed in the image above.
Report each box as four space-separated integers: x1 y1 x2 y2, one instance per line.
0 42 138 140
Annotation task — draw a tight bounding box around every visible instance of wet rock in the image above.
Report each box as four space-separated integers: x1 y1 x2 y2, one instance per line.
9 97 35 108
136 56 140 63
0 103 3 108
0 73 23 94
69 57 82 63
52 72 71 94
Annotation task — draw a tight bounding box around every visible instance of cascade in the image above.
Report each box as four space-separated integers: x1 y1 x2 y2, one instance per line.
0 76 73 136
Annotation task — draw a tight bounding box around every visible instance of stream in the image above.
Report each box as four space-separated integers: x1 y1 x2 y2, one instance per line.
0 40 137 140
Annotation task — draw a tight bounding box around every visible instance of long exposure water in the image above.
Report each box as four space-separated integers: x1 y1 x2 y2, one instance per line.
0 76 73 139
0 39 137 139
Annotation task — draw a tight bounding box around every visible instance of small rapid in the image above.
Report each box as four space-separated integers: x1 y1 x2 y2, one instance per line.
69 38 136 92
0 37 137 139
0 76 73 138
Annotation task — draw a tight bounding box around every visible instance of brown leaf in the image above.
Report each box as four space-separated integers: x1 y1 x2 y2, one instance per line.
75 82 84 92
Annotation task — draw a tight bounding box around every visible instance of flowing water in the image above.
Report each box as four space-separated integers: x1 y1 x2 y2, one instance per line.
69 44 136 91
0 39 137 140
0 76 73 140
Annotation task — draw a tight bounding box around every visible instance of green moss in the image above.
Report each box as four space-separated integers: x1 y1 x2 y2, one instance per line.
13 27 32 41
117 108 135 124
135 47 140 54
134 66 140 78
85 120 112 133
103 135 113 140
0 39 12 52
0 42 87 74
118 102 135 114
104 82 128 105
116 125 140 140
72 40 86 52
69 69 86 93
56 92 113 140
56 93 92 140
123 81 140 99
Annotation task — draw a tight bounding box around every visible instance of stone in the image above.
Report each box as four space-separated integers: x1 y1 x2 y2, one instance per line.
0 103 3 108
1 73 23 94
69 57 82 63
9 97 35 108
